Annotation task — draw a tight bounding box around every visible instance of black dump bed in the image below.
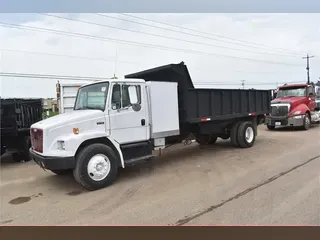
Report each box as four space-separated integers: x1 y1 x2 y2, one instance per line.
125 62 271 123
1 98 43 136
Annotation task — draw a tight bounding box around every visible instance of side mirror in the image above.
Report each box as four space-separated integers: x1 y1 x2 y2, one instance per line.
128 86 141 111
309 92 314 97
128 86 139 104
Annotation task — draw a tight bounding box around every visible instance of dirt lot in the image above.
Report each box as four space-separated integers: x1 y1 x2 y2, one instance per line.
1 125 320 225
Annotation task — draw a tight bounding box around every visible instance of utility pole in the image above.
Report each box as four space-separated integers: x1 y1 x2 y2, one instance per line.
241 80 245 89
302 54 314 84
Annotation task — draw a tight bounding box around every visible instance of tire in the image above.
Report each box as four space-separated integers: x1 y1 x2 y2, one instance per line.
73 144 119 191
1 145 6 156
237 121 256 148
267 125 275 130
50 169 72 175
21 136 32 162
196 135 217 145
219 134 230 140
11 136 31 162
302 114 311 130
208 136 218 144
230 122 241 147
12 152 22 162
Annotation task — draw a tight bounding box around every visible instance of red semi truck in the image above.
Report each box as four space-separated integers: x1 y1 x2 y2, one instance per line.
266 83 320 130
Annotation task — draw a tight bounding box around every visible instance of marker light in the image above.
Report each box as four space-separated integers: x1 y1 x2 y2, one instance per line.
73 128 79 134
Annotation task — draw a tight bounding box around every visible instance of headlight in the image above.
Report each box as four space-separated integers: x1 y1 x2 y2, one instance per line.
292 111 302 115
57 140 65 150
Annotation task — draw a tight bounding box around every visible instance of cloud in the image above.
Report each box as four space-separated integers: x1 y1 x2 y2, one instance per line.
1 13 319 98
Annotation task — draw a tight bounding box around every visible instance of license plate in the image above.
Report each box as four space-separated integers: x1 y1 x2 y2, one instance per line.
275 122 281 126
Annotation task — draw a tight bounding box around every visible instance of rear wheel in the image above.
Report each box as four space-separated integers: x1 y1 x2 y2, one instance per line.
196 135 217 145
230 122 241 147
20 136 32 162
12 136 32 162
267 125 275 130
237 121 256 148
219 134 230 140
73 144 119 191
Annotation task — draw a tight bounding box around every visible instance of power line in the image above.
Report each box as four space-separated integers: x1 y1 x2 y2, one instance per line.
93 13 302 57
195 81 301 86
40 13 299 58
0 22 303 67
0 72 112 81
0 48 302 76
119 13 307 56
0 72 301 86
0 48 138 65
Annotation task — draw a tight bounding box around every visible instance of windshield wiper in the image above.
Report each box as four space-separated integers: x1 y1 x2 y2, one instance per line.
74 107 103 111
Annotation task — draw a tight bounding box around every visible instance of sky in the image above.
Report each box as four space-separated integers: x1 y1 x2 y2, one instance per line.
1 13 320 98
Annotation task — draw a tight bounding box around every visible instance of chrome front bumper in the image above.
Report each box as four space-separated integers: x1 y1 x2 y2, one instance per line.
266 115 304 127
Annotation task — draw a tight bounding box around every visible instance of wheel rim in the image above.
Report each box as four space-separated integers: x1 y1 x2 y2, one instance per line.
245 126 254 143
87 154 111 181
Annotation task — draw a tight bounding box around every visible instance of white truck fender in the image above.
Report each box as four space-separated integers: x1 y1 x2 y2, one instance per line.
49 132 125 168
106 137 125 168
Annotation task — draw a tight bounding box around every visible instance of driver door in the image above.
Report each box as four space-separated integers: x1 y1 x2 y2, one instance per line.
108 82 149 144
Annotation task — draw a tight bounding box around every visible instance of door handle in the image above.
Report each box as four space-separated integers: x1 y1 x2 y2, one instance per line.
141 119 145 126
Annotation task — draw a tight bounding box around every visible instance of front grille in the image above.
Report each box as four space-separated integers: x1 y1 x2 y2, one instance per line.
30 128 43 153
271 105 289 117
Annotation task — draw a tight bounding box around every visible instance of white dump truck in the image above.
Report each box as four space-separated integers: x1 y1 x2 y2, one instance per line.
29 62 271 191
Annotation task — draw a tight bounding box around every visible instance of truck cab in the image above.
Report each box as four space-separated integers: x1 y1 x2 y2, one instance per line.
266 83 320 130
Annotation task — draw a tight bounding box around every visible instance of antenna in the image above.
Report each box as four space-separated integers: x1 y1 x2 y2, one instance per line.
113 47 118 79
241 80 245 89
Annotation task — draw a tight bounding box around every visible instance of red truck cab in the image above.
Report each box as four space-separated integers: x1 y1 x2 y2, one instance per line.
266 83 320 130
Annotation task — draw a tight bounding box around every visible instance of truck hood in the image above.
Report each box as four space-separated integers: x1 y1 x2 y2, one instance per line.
32 110 105 129
271 96 306 105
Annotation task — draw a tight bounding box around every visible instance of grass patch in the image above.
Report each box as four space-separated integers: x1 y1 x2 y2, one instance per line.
42 111 59 119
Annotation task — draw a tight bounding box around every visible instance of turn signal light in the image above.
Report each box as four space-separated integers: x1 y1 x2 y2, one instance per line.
73 128 79 134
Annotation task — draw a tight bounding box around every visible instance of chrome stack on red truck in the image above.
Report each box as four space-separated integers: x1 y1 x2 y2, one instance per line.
266 82 320 130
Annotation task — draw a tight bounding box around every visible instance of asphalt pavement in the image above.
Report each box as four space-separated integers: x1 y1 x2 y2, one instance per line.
1 125 319 225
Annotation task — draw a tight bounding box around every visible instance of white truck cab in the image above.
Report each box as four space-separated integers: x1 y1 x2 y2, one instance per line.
30 78 180 190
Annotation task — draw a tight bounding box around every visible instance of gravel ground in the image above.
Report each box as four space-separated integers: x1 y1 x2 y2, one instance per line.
1 125 319 225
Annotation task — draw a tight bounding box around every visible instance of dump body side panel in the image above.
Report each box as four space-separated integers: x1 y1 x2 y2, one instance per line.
126 62 271 124
186 88 271 122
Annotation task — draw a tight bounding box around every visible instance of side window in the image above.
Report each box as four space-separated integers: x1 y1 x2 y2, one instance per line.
136 85 141 104
307 86 313 96
122 85 131 108
111 84 121 109
111 84 142 110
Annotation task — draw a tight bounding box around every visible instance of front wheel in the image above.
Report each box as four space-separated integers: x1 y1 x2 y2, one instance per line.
237 121 256 148
73 144 119 191
302 114 311 130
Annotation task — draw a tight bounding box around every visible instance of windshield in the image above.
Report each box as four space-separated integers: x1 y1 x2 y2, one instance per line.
276 87 306 98
74 82 109 111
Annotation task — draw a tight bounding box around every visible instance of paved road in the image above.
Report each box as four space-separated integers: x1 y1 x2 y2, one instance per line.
1 125 320 225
